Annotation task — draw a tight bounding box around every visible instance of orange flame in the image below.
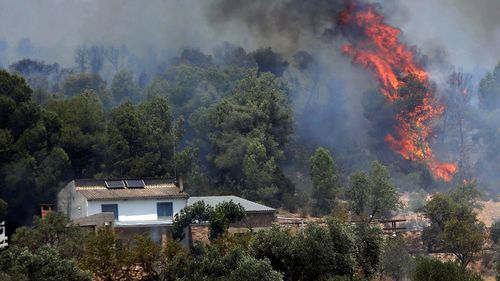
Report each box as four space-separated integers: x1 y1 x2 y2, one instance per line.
340 3 457 181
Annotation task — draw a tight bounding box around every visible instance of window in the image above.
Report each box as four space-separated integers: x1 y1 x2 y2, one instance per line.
157 202 173 219
101 204 119 220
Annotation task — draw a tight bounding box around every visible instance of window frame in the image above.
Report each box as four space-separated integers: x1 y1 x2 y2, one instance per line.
101 203 119 220
156 202 173 219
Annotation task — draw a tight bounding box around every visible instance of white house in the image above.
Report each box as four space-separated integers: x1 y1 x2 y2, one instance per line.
57 178 276 244
57 179 188 228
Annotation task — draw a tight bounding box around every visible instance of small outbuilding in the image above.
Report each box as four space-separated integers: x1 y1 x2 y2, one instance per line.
187 195 276 229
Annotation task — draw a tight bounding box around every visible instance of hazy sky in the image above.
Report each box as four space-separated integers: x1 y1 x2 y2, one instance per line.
0 0 498 72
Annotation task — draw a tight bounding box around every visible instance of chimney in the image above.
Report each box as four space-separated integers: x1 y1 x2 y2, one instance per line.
179 176 184 193
40 204 54 219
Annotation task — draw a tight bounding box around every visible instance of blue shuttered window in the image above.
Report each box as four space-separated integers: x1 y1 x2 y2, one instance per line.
157 202 173 219
101 204 119 220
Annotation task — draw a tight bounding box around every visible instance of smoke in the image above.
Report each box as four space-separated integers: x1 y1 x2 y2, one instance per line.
0 0 499 189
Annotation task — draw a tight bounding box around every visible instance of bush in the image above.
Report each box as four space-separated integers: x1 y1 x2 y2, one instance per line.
413 257 482 281
0 245 91 281
491 220 500 244
408 190 427 212
380 236 414 281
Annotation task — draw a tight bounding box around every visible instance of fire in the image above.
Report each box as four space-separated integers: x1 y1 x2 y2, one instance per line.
339 3 457 181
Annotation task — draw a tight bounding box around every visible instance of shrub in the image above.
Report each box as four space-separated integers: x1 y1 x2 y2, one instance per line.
491 220 500 244
413 257 482 281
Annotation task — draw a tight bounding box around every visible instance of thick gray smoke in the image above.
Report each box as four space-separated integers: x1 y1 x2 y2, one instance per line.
0 0 498 71
0 0 499 191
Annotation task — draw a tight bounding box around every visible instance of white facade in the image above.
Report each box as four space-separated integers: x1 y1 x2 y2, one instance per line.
87 198 187 222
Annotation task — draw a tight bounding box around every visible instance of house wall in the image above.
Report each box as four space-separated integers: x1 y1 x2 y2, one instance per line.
87 198 187 222
57 181 88 220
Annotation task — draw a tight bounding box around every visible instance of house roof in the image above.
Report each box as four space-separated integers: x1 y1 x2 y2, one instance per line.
187 195 275 213
73 179 189 201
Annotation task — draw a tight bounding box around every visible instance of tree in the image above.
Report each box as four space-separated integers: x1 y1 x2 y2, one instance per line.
309 147 340 216
250 47 289 77
161 242 282 281
250 220 357 281
9 59 60 103
440 217 485 267
130 234 162 281
11 212 86 259
354 223 383 278
413 257 482 281
479 62 500 111
422 184 485 266
100 96 190 178
74 46 90 73
227 254 283 281
0 70 71 230
46 93 107 178
209 201 246 240
60 73 106 98
441 72 474 182
491 220 500 244
110 70 140 106
347 161 400 223
106 45 126 72
0 246 91 281
79 228 132 281
380 236 414 281
178 48 213 67
213 42 257 68
89 45 105 74
170 200 245 241
243 140 279 206
208 70 293 204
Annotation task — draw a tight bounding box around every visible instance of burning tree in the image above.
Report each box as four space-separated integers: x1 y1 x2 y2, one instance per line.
339 2 457 181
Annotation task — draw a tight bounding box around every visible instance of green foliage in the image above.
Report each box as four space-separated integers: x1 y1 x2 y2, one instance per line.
46 92 106 177
171 201 212 240
12 212 86 259
101 95 187 178
0 245 91 281
208 70 293 205
491 220 500 244
161 242 283 281
61 73 106 98
110 70 140 106
171 200 245 241
354 223 383 278
422 184 485 266
209 201 246 240
380 236 414 281
479 62 500 111
130 234 162 281
347 161 400 222
243 140 280 205
250 220 358 281
412 257 483 281
309 147 340 216
79 227 132 281
0 70 73 229
440 217 485 266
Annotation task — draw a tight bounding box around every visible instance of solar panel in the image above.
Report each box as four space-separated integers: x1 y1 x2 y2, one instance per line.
125 180 145 188
105 180 125 189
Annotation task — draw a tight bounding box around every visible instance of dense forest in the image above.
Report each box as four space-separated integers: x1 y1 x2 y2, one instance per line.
1 43 500 230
